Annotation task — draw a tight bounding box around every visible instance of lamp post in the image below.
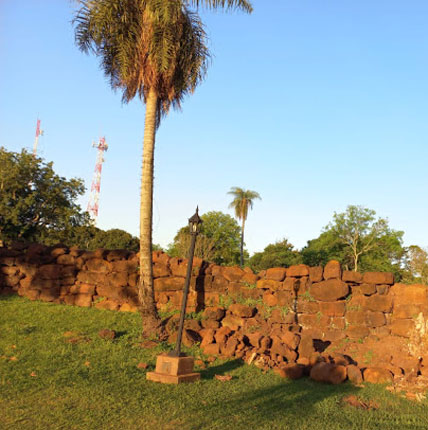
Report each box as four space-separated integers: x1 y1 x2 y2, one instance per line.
169 207 202 357
147 207 203 383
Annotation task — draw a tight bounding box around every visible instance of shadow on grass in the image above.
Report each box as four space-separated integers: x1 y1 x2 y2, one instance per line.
189 377 361 429
114 330 128 339
0 292 18 301
200 359 245 379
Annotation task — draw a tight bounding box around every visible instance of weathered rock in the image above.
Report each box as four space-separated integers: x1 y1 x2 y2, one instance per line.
77 271 106 286
229 303 256 318
366 311 386 328
366 295 393 312
347 365 363 384
263 292 278 307
96 284 127 302
202 343 220 356
319 301 345 317
120 302 138 312
94 299 120 311
323 260 341 280
346 326 369 339
222 266 244 282
221 314 245 330
390 284 428 305
56 254 75 266
360 283 377 296
276 363 304 380
99 329 116 340
203 307 226 321
153 277 185 292
298 334 315 358
287 264 309 277
169 257 188 277
342 271 363 283
106 272 128 288
393 304 422 319
363 272 394 285
363 367 393 384
310 362 347 384
200 328 215 347
222 334 239 357
214 326 233 345
309 266 323 283
74 294 92 307
106 249 130 262
266 268 287 282
256 279 283 291
85 258 111 273
310 279 349 302
390 319 414 337
282 277 299 292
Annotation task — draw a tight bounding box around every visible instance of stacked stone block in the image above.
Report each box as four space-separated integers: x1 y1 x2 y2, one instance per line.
1 243 428 385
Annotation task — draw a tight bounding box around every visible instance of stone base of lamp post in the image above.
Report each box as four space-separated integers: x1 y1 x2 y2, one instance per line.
146 354 200 384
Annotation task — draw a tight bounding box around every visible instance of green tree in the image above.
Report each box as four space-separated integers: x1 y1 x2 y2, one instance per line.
301 230 346 268
302 205 405 277
249 239 302 272
66 227 140 251
228 187 261 267
0 147 89 246
168 211 243 265
402 245 428 285
74 0 251 336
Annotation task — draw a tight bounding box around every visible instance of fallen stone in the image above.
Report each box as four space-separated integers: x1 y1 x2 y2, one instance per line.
310 362 347 384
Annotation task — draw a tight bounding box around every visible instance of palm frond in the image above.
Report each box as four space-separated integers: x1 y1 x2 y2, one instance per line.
73 0 210 123
227 186 260 221
188 0 253 13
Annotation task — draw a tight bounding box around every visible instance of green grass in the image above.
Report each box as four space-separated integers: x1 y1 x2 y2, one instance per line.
1 295 427 430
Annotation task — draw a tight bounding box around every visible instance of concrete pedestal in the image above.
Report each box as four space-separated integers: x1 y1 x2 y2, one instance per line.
146 354 201 384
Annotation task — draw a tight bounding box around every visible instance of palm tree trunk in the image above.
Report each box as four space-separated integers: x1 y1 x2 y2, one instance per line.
240 218 245 267
138 87 162 338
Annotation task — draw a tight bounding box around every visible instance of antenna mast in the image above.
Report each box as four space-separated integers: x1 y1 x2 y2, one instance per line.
87 137 108 221
33 118 44 157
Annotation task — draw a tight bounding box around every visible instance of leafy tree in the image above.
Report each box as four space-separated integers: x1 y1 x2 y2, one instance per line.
301 230 346 268
402 245 428 285
249 239 302 272
0 147 89 245
228 186 261 266
64 226 140 251
301 205 406 277
74 0 252 336
168 211 243 266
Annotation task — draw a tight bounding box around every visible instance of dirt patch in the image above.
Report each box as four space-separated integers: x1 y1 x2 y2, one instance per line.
342 395 379 410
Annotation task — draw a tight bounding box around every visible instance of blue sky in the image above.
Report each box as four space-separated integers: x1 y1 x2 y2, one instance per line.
1 0 427 254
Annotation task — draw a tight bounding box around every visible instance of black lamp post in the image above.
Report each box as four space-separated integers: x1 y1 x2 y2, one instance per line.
169 207 202 357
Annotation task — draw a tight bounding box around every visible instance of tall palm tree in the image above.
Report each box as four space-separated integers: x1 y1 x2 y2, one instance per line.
228 187 261 267
74 0 252 337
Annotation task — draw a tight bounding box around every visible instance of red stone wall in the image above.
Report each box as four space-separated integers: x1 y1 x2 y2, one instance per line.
1 243 428 384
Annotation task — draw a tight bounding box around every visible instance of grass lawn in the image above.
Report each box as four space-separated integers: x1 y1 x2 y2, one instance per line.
0 295 427 430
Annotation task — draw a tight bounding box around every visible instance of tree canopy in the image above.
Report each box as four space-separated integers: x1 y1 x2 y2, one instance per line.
301 205 406 278
168 211 243 265
248 239 302 272
0 147 89 245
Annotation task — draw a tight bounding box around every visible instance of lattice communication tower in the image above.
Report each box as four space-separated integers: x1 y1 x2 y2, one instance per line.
32 118 44 157
87 137 108 221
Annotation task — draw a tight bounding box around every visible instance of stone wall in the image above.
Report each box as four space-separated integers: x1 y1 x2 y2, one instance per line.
1 242 428 386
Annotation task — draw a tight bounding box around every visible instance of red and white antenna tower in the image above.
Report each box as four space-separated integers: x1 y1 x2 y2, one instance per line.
87 137 108 221
33 118 44 157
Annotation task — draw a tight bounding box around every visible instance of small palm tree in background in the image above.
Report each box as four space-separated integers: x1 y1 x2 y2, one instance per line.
228 187 261 267
74 0 252 337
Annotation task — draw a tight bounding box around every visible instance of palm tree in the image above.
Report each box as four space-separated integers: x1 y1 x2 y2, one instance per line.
74 0 252 337
228 187 261 267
